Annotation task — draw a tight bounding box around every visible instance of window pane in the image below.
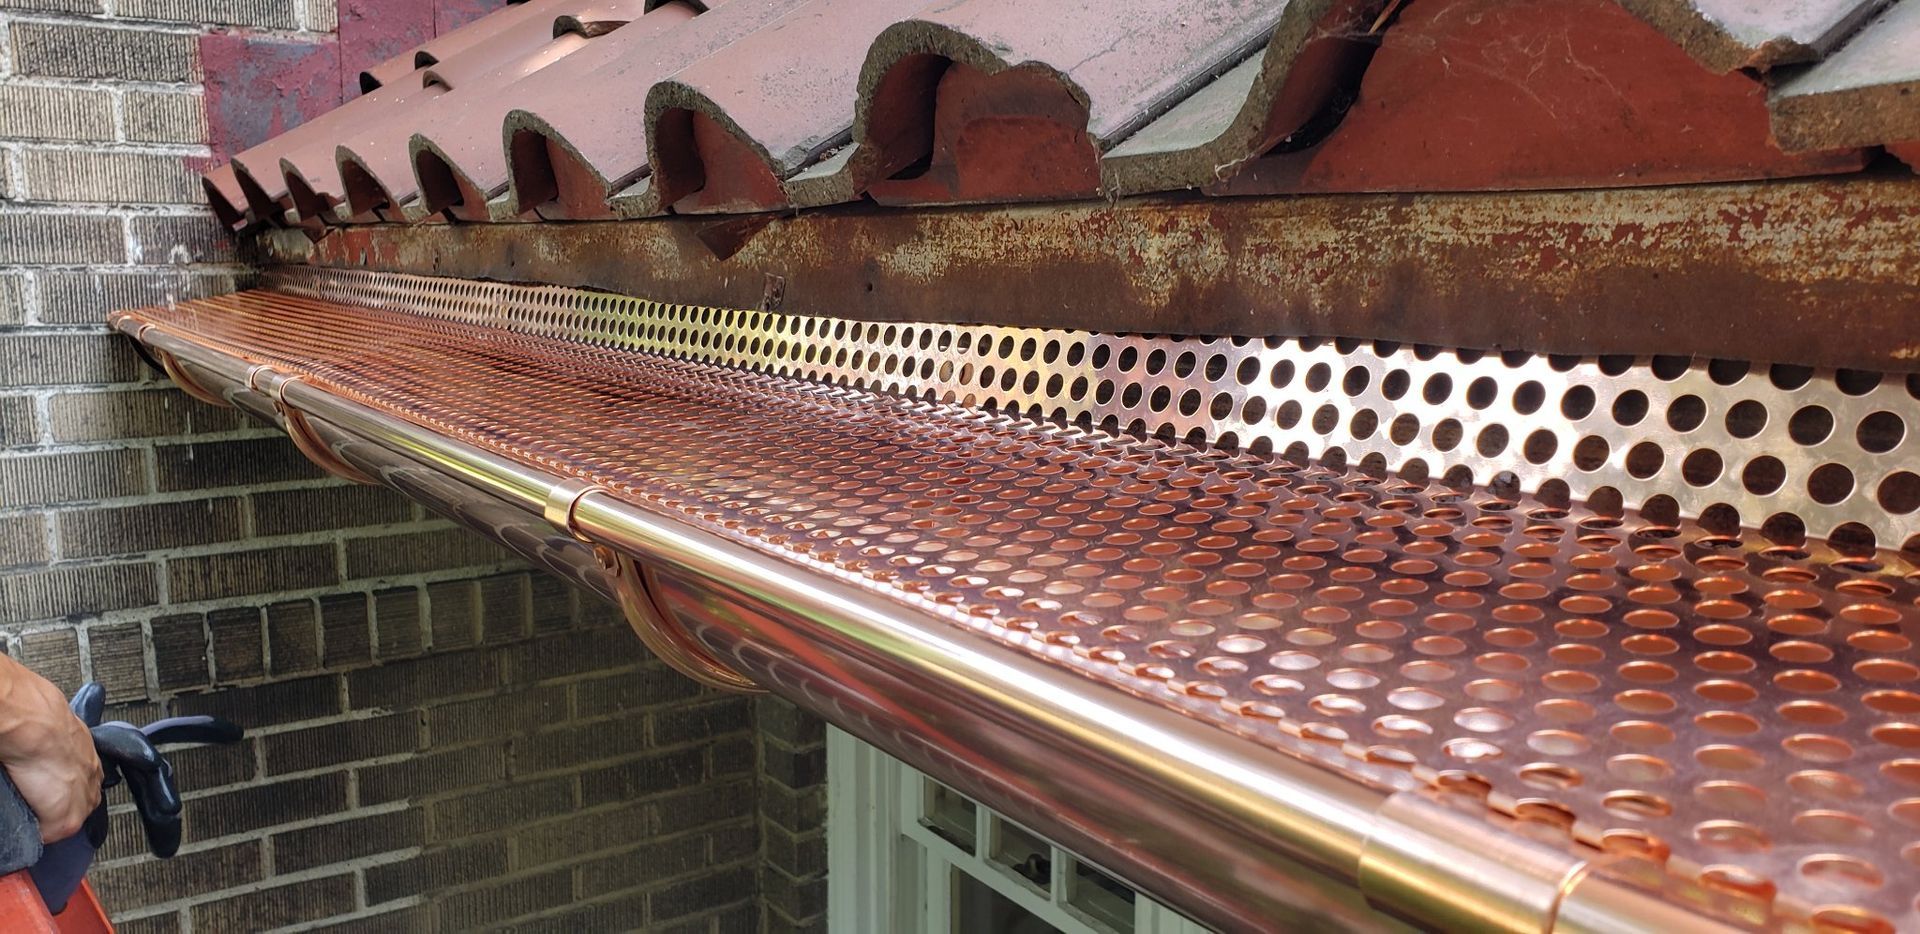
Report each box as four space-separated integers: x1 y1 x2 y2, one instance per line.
952 868 1062 934
1066 858 1136 933
989 817 1053 893
922 779 978 852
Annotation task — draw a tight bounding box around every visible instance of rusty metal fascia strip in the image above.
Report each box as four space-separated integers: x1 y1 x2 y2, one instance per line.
266 176 1920 375
115 309 1750 934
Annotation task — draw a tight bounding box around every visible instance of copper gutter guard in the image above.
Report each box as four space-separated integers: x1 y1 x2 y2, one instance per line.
111 270 1920 932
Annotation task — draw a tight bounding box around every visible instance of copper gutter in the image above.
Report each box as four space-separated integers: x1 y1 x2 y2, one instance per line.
113 309 1739 934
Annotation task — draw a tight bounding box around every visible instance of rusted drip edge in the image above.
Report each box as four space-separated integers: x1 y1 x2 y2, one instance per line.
263 175 1920 375
115 308 1744 933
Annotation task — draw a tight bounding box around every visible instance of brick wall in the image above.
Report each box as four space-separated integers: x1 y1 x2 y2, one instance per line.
0 0 828 930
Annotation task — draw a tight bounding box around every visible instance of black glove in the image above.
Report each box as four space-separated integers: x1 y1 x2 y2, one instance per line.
67 684 244 858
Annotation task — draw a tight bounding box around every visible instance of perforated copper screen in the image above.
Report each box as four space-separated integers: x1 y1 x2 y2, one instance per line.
141 281 1920 930
274 267 1920 554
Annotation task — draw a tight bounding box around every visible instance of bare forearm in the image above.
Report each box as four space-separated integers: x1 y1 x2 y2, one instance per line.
0 655 101 841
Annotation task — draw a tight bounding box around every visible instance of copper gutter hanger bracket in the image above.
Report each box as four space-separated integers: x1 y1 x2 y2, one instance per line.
545 480 763 693
157 350 229 409
250 367 381 486
118 318 228 410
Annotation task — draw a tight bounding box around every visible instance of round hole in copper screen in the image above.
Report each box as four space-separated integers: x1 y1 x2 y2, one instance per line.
168 271 1920 923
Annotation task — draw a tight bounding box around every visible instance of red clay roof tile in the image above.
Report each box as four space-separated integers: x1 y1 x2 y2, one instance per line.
849 0 1285 205
1102 0 1382 195
201 163 252 231
227 3 565 224
355 0 547 93
394 0 701 221
202 0 1920 227
1212 0 1867 194
497 0 812 220
340 0 672 221
637 0 920 215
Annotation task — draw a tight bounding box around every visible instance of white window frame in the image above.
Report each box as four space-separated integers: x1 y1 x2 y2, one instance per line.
826 727 1211 934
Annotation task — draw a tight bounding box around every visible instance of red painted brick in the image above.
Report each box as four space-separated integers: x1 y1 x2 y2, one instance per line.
198 31 341 163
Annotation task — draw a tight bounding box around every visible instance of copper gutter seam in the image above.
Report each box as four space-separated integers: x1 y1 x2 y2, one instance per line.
113 310 1750 933
300 412 625 606
109 315 225 409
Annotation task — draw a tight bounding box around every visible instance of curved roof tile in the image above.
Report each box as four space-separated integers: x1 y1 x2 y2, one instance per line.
201 0 1920 228
258 0 633 225
845 0 1285 204
201 163 252 231
498 0 810 220
356 0 548 92
1213 0 1867 194
635 0 920 215
1103 0 1382 195
344 0 675 221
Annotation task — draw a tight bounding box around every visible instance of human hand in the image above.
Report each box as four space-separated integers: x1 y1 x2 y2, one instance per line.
0 656 103 842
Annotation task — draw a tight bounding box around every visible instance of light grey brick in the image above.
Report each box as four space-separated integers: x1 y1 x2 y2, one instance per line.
0 213 125 264
0 396 37 447
19 149 203 205
0 332 141 386
47 387 242 442
1 449 148 507
128 213 235 264
302 0 335 30
34 268 236 325
8 22 199 82
0 513 49 568
116 0 299 29
0 274 25 327
0 0 104 11
0 85 115 141
122 90 207 144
